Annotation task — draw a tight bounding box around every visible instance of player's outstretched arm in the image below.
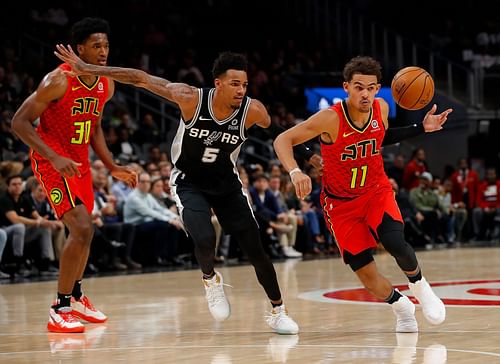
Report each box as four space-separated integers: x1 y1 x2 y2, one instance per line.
54 44 197 106
381 103 454 146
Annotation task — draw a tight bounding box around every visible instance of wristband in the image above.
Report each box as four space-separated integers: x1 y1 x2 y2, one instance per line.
289 168 302 177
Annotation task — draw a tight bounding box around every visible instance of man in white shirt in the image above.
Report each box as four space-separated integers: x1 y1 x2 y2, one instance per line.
124 172 183 266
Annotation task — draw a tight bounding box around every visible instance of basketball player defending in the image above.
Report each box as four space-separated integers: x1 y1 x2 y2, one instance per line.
274 56 453 332
54 47 313 334
11 18 137 333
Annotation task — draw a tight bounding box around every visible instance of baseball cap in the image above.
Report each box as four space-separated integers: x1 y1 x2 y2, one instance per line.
419 171 433 182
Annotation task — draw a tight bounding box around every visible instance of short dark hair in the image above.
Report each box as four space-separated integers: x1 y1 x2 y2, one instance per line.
253 173 270 182
212 51 247 79
6 174 22 186
71 17 110 46
343 56 382 83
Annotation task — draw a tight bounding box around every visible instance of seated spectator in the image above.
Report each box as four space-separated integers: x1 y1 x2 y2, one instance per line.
123 172 183 266
386 154 405 189
0 175 57 276
298 196 326 256
150 176 176 210
93 170 141 270
409 172 448 246
472 167 500 240
402 148 428 191
268 175 301 258
249 173 295 259
437 179 468 243
158 161 172 178
133 113 162 145
0 228 9 278
450 158 480 212
25 176 66 261
389 178 431 248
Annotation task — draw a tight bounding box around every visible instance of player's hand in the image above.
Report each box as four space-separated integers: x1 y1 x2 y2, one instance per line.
290 171 312 200
50 155 82 178
422 104 453 132
308 154 323 175
54 44 90 76
111 165 138 188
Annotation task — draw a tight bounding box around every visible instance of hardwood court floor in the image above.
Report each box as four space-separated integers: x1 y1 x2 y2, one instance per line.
1 247 500 363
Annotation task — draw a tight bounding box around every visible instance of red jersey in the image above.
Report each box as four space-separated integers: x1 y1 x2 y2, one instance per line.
321 99 390 199
34 63 109 171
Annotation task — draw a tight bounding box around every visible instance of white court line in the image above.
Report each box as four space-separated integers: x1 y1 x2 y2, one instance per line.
1 344 500 358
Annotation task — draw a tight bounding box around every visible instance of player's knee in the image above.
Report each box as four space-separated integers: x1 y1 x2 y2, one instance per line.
191 229 216 249
183 210 216 248
69 220 94 245
345 249 374 272
379 229 407 257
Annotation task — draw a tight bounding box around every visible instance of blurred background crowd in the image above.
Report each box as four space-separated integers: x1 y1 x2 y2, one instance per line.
1 0 499 280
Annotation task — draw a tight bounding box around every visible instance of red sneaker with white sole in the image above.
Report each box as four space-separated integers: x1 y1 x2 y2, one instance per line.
47 307 85 333
71 295 107 323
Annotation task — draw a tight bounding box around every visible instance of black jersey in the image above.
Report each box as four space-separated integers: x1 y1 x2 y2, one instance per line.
170 88 250 195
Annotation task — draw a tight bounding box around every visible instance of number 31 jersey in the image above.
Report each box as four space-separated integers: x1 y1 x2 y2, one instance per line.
34 63 109 171
170 88 250 194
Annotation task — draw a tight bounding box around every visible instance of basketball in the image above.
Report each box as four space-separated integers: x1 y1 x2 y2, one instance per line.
391 66 434 110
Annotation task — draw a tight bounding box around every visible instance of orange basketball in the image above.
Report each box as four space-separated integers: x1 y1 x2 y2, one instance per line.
391 66 434 110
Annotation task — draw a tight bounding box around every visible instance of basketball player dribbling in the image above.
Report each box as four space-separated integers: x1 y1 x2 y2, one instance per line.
274 56 453 332
53 45 324 334
11 18 137 333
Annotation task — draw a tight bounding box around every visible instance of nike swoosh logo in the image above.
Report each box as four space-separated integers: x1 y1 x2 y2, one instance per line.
72 86 82 91
199 116 212 121
343 131 355 137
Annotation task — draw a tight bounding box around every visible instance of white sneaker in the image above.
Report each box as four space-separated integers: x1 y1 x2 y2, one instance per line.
392 295 418 333
266 304 299 334
71 295 107 323
283 246 302 258
409 277 446 325
203 271 231 321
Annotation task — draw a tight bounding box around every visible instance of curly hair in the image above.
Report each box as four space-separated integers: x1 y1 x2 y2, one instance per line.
211 51 247 79
343 56 382 83
71 17 110 46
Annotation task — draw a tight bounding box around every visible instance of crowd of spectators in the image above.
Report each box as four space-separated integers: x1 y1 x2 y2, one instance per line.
1 1 499 281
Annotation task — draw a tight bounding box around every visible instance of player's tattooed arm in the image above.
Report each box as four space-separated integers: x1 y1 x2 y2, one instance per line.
54 44 198 108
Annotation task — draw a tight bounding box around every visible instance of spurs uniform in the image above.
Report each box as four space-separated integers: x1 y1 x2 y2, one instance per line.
31 64 109 218
170 88 255 233
320 99 403 257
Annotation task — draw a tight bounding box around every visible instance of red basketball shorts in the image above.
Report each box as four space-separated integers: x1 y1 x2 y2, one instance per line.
31 152 94 219
320 185 403 257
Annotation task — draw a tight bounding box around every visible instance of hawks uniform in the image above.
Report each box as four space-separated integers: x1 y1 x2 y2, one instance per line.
31 64 109 218
320 99 403 257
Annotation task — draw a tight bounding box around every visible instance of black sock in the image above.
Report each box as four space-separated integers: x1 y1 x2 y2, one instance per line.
407 268 422 283
72 280 82 300
385 288 403 304
271 300 283 308
52 293 72 310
